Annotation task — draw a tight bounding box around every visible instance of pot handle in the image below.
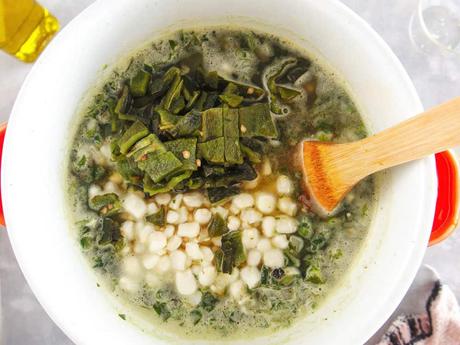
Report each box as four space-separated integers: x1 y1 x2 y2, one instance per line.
0 122 6 227
429 150 460 246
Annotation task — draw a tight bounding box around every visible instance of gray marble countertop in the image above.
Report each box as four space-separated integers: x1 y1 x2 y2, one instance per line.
1 0 459 344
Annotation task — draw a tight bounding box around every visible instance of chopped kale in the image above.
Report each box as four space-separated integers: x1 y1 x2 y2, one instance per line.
153 302 172 321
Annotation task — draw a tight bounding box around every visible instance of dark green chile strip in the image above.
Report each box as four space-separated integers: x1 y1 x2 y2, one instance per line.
278 85 301 101
163 138 197 165
201 107 223 141
214 248 224 272
118 120 149 154
171 96 185 114
185 90 200 110
197 137 225 164
116 157 142 183
114 85 131 115
162 66 181 85
225 137 243 164
157 108 182 130
207 186 240 204
219 94 244 108
208 213 228 237
223 106 242 164
168 110 201 137
223 82 239 95
204 71 219 89
240 144 262 163
193 91 208 111
143 170 193 196
146 206 166 226
239 103 278 138
129 70 151 97
162 76 183 111
127 133 166 161
142 151 183 183
97 217 120 245
88 193 121 216
223 107 239 138
219 230 246 273
118 113 138 122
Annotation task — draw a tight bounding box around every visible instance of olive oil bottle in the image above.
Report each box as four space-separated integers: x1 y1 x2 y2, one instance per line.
0 0 59 62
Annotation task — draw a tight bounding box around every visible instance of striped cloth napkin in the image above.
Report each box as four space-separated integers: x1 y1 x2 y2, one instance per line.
372 266 460 345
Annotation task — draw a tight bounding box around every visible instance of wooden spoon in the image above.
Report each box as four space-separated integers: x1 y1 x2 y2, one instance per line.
300 97 460 216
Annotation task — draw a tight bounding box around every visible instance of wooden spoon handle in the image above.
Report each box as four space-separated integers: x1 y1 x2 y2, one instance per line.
358 97 460 175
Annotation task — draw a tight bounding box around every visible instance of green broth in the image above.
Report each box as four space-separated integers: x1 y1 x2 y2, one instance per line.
67 27 375 340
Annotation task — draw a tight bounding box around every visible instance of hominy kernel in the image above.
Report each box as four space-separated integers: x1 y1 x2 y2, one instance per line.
240 266 261 289
175 269 198 295
275 216 298 234
276 175 294 196
263 248 285 268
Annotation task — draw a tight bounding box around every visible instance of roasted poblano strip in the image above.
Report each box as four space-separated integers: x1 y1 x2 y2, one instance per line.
162 77 183 111
129 70 151 97
140 151 183 183
127 133 166 161
207 213 228 237
240 144 262 163
225 137 243 164
278 85 301 101
169 110 201 137
223 107 243 164
239 103 278 138
143 170 193 195
146 206 166 226
114 85 137 121
207 186 240 204
164 138 197 167
201 107 223 141
88 193 121 216
157 108 182 130
219 94 244 108
215 230 246 274
198 137 225 164
105 56 282 195
114 85 131 115
266 58 303 113
118 120 149 154
96 217 120 245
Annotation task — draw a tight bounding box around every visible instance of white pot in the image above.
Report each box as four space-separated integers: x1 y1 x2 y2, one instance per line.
2 0 458 344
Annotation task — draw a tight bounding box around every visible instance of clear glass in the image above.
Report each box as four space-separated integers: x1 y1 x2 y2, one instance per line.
409 0 460 56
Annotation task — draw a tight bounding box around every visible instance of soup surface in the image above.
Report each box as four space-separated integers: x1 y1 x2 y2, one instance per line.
67 27 375 339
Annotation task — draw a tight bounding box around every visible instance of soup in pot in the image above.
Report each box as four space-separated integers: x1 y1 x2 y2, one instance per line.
67 27 375 339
